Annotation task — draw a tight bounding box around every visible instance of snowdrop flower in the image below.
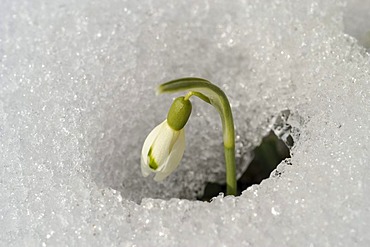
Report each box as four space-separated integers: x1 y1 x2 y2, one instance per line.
141 78 237 195
141 96 191 181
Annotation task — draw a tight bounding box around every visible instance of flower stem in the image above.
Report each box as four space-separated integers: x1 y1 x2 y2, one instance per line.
184 91 211 103
225 146 237 195
157 78 237 196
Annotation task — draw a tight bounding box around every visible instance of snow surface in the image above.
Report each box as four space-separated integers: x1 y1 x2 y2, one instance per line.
1 0 369 246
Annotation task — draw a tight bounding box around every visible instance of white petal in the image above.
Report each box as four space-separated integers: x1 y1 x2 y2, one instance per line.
154 129 186 181
141 155 152 177
141 120 165 177
150 122 179 170
153 170 171 182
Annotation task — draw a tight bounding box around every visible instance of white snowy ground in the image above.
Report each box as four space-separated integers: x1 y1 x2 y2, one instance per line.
1 0 369 246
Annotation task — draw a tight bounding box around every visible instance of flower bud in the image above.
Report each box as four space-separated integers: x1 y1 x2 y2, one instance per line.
141 120 186 181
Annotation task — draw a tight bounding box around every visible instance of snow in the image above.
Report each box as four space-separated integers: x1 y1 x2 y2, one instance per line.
1 0 369 246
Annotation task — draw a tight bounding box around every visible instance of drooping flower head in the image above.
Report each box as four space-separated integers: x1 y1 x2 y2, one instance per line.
140 78 237 195
141 96 192 181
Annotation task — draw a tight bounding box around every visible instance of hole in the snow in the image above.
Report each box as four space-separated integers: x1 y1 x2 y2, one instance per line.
198 130 291 201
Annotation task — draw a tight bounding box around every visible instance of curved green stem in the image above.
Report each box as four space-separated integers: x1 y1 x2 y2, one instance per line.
184 91 211 103
157 77 237 196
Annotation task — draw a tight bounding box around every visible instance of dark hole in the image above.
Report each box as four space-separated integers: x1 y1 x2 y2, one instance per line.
197 131 291 201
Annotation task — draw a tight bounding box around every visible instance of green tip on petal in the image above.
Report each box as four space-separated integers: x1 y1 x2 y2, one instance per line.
148 148 158 170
